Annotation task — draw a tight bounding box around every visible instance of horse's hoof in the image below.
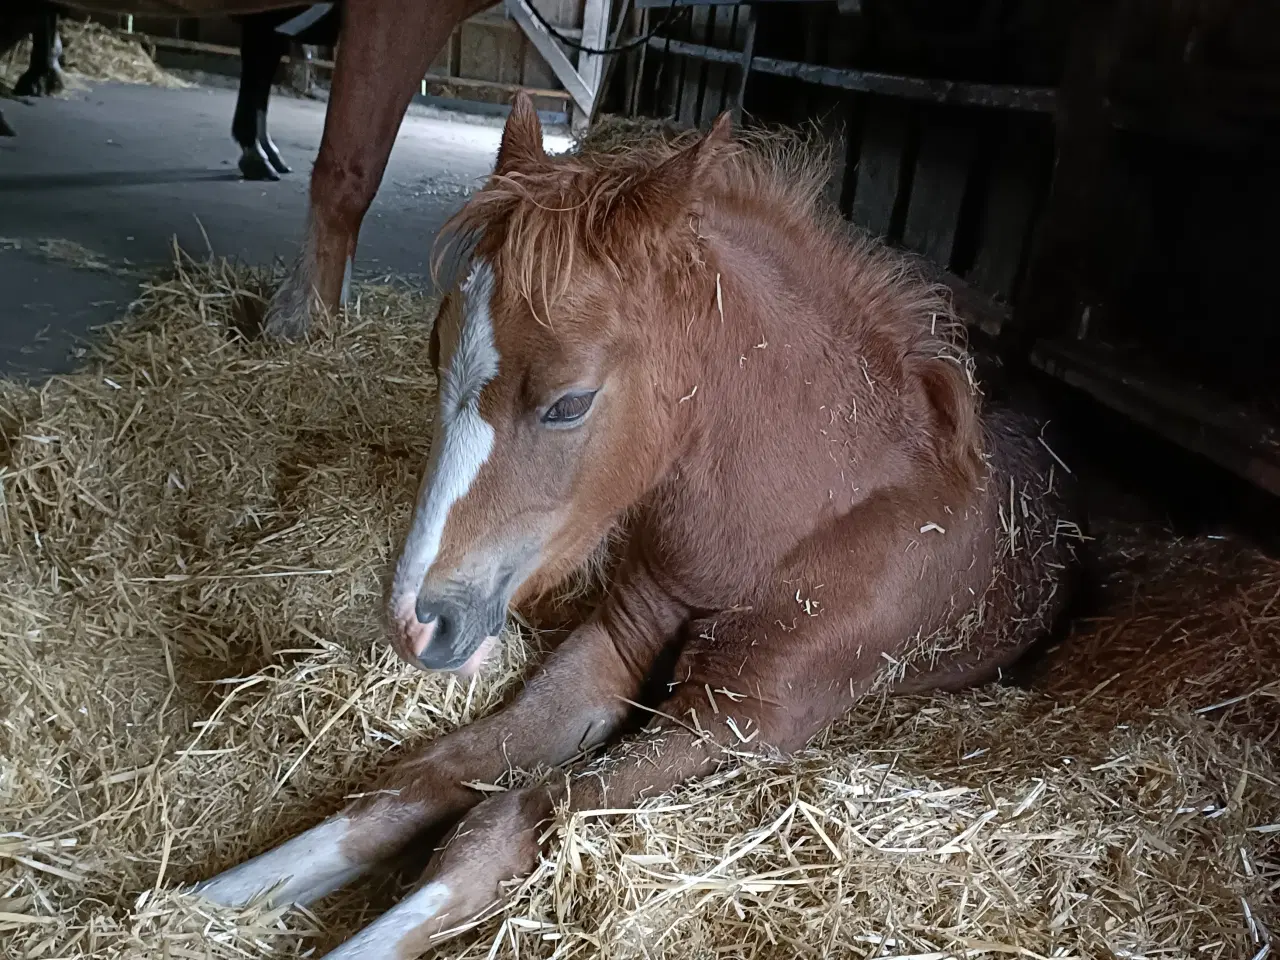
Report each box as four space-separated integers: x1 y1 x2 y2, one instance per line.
261 312 310 341
0 114 14 137
261 287 312 342
238 150 281 182
262 139 291 175
14 68 63 97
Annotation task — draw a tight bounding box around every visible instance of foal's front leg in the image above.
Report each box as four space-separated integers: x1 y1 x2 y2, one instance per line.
315 495 1004 959
313 618 856 960
192 618 653 910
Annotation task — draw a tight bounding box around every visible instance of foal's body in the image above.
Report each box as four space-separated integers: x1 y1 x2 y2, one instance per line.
195 100 1079 959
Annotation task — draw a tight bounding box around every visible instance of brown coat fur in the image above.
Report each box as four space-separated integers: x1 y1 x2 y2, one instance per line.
194 99 1082 960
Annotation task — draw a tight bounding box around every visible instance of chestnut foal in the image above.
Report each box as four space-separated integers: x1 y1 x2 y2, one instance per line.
194 95 1080 958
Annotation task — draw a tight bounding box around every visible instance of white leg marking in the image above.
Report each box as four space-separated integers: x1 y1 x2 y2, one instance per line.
339 254 353 306
193 815 362 908
390 260 501 604
318 882 453 960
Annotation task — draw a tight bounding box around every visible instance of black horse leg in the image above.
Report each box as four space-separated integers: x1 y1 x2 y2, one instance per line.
15 3 64 97
0 110 14 137
233 12 290 180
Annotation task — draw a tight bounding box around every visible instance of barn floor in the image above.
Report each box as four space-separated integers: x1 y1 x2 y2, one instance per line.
0 79 569 377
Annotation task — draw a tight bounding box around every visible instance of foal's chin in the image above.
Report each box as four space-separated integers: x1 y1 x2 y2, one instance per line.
451 636 497 678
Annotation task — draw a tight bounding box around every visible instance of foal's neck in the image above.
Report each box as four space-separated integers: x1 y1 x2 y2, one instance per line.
645 204 937 569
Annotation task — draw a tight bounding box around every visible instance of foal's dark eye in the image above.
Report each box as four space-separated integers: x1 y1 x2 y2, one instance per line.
542 391 597 426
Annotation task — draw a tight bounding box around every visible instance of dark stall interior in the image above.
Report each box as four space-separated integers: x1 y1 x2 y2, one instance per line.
609 0 1280 538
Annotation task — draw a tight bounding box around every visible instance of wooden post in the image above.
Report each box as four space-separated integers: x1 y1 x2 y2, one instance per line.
1009 0 1127 354
575 0 610 129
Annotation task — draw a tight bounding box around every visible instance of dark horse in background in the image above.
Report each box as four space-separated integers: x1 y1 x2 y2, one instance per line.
0 0 494 340
0 0 342 181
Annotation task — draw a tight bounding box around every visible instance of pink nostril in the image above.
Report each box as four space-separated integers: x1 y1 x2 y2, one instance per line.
408 616 437 658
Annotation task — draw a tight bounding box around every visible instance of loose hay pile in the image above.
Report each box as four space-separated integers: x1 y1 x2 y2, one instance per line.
1 255 1277 960
0 18 185 95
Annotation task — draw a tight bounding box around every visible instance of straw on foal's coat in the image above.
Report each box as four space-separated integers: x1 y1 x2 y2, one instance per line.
193 96 1081 958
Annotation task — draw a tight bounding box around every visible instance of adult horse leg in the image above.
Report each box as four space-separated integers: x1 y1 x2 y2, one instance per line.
193 610 662 908
261 0 489 340
0 111 12 137
14 2 63 98
232 12 290 181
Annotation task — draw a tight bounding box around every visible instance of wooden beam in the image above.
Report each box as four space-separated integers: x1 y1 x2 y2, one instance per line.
1031 338 1280 498
505 0 596 114
578 0 611 111
646 37 1058 112
139 32 572 101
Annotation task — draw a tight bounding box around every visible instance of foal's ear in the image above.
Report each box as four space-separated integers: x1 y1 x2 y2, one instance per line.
495 92 547 175
628 112 733 224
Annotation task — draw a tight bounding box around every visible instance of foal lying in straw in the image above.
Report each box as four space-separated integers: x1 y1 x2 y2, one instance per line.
193 95 1082 958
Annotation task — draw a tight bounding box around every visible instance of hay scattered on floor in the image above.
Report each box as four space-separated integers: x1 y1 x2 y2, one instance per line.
0 18 186 95
0 236 137 276
0 254 1277 960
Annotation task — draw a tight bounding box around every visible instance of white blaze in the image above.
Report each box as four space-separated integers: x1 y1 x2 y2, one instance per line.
392 261 501 602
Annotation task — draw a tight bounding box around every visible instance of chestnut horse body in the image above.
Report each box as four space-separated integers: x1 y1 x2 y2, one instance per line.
3 0 492 338
192 97 1082 958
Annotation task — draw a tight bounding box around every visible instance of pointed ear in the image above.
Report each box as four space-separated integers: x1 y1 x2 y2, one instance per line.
495 91 546 175
625 115 733 225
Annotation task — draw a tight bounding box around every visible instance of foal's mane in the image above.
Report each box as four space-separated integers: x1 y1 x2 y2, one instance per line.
437 121 984 484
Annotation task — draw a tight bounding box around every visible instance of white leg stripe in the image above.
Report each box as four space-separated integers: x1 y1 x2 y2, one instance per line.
319 882 452 960
194 815 360 908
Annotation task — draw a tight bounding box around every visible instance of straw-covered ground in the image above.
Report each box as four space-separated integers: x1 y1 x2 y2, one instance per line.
1 254 1277 960
1 17 184 97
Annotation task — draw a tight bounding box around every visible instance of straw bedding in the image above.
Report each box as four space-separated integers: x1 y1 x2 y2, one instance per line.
1 254 1277 960
1 18 185 96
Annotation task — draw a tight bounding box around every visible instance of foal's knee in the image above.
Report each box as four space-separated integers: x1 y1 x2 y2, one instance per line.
429 786 553 881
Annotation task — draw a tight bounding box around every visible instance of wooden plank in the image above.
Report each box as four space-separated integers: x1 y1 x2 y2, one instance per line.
696 6 735 124
578 0 610 109
137 32 572 100
911 257 1010 338
967 118 1045 301
505 0 595 113
848 98 910 240
675 7 706 124
645 37 1057 112
1011 1 1127 347
1031 339 1280 497
901 113 975 271
729 6 755 121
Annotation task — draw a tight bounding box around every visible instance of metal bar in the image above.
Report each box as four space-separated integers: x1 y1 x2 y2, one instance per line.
646 36 1059 112
506 0 596 114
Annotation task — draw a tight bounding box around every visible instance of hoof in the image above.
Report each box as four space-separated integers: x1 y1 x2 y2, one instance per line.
0 113 14 138
14 67 63 97
239 149 281 182
262 285 312 342
262 139 291 175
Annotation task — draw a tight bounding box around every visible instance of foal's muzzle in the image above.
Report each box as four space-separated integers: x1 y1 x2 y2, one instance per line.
408 586 507 673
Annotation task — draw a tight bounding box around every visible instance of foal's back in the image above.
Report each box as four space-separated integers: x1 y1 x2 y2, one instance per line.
645 139 1082 691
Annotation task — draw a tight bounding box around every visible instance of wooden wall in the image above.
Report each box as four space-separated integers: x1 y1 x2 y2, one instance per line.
87 1 587 110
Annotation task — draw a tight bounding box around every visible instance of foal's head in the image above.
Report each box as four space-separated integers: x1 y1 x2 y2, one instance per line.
386 95 729 674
